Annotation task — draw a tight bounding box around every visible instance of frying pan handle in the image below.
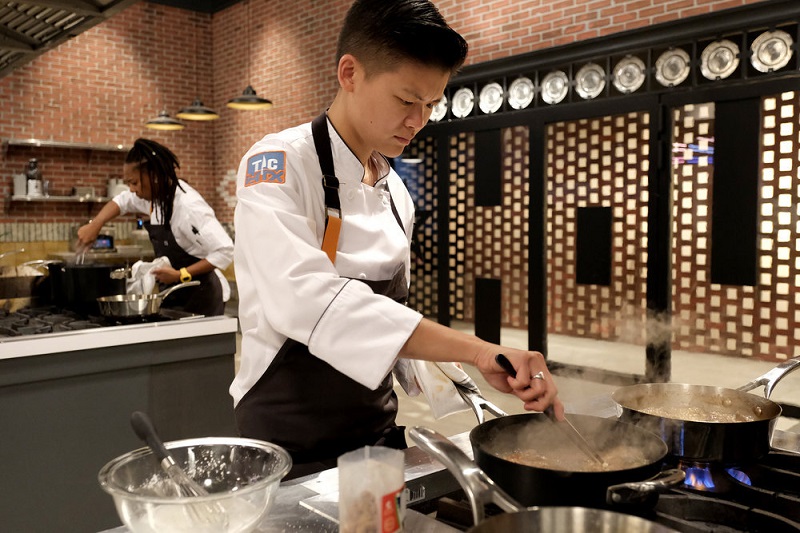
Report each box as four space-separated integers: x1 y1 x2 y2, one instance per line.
736 354 800 398
606 468 685 505
157 280 201 300
409 426 524 526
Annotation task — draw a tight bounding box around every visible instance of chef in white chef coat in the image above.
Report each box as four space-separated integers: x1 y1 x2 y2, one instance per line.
78 139 233 316
232 0 563 479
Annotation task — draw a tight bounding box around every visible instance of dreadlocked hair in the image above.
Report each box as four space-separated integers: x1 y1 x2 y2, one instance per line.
125 138 185 226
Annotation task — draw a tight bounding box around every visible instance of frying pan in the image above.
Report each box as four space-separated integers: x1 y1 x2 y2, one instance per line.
468 413 682 507
612 355 800 462
409 426 682 532
97 281 200 318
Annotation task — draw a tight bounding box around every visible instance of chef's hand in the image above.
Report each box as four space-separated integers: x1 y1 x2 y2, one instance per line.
151 267 180 284
474 348 565 419
75 223 100 252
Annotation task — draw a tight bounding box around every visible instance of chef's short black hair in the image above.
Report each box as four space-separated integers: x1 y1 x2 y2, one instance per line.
336 0 468 76
125 138 184 226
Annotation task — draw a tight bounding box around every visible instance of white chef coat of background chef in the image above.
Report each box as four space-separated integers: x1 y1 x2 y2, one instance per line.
231 119 423 406
112 180 233 300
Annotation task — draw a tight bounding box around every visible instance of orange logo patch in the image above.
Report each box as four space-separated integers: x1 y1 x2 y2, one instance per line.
245 151 286 186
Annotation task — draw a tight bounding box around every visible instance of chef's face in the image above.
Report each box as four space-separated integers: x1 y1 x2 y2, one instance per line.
123 163 152 201
350 58 450 158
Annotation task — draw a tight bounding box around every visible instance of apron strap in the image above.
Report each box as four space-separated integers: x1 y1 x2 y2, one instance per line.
311 113 341 264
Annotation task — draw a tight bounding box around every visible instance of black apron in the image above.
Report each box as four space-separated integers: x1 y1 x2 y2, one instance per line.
235 113 409 480
145 221 225 316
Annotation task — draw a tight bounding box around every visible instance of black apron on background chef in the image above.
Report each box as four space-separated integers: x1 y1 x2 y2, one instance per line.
235 113 408 480
145 222 225 316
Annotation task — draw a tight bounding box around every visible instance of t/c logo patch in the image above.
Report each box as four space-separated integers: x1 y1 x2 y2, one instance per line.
245 151 286 186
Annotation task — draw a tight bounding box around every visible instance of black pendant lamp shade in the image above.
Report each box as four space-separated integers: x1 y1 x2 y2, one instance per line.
227 84 273 110
176 99 220 121
145 110 185 131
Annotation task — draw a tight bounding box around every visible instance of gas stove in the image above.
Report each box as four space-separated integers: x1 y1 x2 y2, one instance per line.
420 443 800 532
0 305 201 337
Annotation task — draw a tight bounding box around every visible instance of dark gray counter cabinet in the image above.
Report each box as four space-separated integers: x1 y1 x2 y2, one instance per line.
0 316 239 532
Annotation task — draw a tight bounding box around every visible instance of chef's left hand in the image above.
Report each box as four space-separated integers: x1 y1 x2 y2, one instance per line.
474 347 565 419
151 267 180 284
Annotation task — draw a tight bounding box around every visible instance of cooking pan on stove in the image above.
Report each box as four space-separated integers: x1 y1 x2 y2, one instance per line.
97 281 199 318
467 413 683 508
409 426 680 532
612 355 800 463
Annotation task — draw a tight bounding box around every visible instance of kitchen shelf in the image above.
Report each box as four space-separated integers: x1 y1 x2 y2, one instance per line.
10 195 109 203
2 138 131 153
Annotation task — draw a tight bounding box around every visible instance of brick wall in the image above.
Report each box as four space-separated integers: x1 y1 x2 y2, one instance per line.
0 0 765 231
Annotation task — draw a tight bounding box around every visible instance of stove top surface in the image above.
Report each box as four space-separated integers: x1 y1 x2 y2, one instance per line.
0 305 201 337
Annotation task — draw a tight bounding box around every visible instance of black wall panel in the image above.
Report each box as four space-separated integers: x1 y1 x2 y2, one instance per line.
474 129 502 206
710 97 760 286
475 277 502 344
576 206 612 286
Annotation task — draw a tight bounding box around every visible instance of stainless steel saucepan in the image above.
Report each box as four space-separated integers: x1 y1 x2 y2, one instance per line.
612 355 800 462
97 281 200 318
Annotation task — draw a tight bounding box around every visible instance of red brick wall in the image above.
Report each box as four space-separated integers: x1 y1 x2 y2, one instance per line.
0 3 214 225
0 0 767 228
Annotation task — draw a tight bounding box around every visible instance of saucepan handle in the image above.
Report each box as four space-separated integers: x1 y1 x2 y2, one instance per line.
736 354 800 398
157 280 201 300
606 468 685 505
409 426 524 526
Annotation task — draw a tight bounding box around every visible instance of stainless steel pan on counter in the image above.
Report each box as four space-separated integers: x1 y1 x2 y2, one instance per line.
409 427 680 533
612 355 800 462
97 281 199 318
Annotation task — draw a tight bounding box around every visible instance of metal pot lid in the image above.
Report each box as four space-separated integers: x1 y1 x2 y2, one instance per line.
575 63 606 99
430 94 448 122
541 71 569 104
478 82 504 114
612 56 646 94
508 77 535 109
700 39 740 80
750 29 794 73
451 87 475 118
655 48 691 87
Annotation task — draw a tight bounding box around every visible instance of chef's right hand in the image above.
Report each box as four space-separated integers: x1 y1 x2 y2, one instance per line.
474 347 564 419
76 223 100 252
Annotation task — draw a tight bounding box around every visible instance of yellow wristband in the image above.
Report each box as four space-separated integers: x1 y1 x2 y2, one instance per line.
179 267 192 283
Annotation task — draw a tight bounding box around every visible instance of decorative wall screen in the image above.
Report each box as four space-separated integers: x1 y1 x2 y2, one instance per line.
446 127 530 327
671 92 800 360
546 112 651 342
403 137 439 318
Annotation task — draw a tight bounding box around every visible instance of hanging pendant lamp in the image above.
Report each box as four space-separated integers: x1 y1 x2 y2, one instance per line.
227 85 273 110
228 0 273 111
176 100 220 121
175 22 219 122
145 110 185 131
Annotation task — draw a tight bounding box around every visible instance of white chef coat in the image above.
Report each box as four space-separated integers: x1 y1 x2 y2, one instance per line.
231 117 423 406
112 180 234 298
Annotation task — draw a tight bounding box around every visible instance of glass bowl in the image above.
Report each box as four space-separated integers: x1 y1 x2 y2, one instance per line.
98 437 292 533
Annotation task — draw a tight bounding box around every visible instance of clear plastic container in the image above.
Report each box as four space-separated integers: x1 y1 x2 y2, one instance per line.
338 446 406 533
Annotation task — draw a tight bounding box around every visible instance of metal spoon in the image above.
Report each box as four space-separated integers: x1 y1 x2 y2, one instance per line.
495 354 608 468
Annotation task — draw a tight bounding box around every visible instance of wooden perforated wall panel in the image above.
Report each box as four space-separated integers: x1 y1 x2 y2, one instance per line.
546 113 651 341
441 127 530 327
671 93 800 360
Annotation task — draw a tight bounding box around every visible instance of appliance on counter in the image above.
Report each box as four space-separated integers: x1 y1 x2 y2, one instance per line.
69 224 116 252
107 175 128 198
25 158 43 197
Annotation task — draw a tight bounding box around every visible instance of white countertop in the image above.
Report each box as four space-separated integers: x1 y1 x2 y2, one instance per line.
0 315 238 360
